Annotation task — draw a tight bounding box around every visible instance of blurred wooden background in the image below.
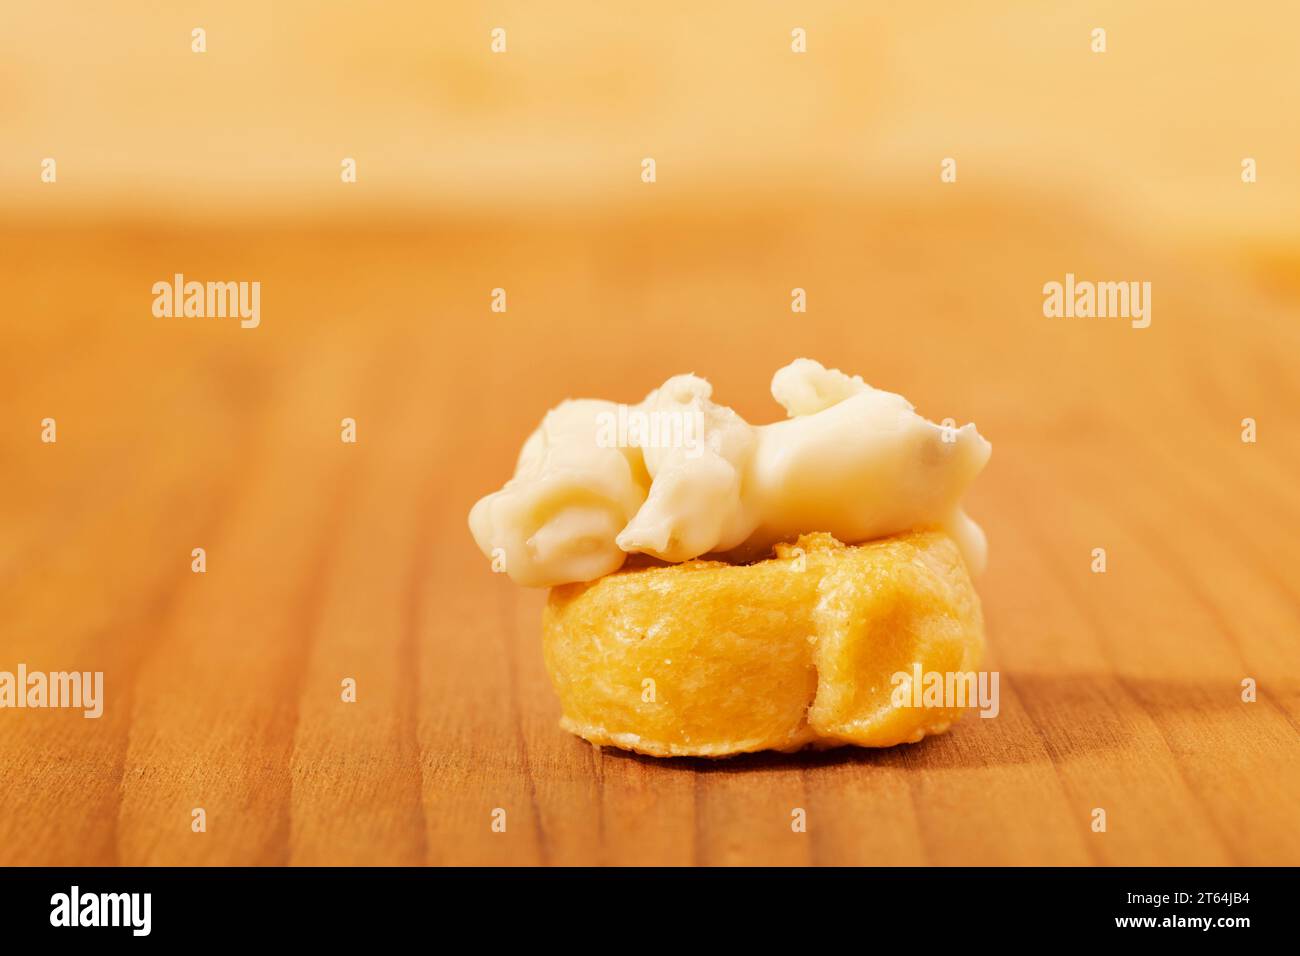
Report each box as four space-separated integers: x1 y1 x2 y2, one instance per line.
0 1 1297 865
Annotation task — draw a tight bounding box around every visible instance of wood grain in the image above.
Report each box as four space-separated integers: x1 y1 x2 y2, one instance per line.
1 197 1297 866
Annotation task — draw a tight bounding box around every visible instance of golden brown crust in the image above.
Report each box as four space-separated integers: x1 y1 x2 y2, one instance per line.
542 531 985 757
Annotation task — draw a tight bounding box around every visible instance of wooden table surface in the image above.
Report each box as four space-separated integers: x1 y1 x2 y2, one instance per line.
2 196 1297 866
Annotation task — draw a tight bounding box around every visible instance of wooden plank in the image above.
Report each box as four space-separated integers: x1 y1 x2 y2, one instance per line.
1 205 1296 866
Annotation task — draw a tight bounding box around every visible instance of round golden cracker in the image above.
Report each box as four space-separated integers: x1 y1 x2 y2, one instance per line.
542 531 985 757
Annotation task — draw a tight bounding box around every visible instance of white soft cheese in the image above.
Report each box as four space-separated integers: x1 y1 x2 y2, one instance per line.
469 359 991 586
